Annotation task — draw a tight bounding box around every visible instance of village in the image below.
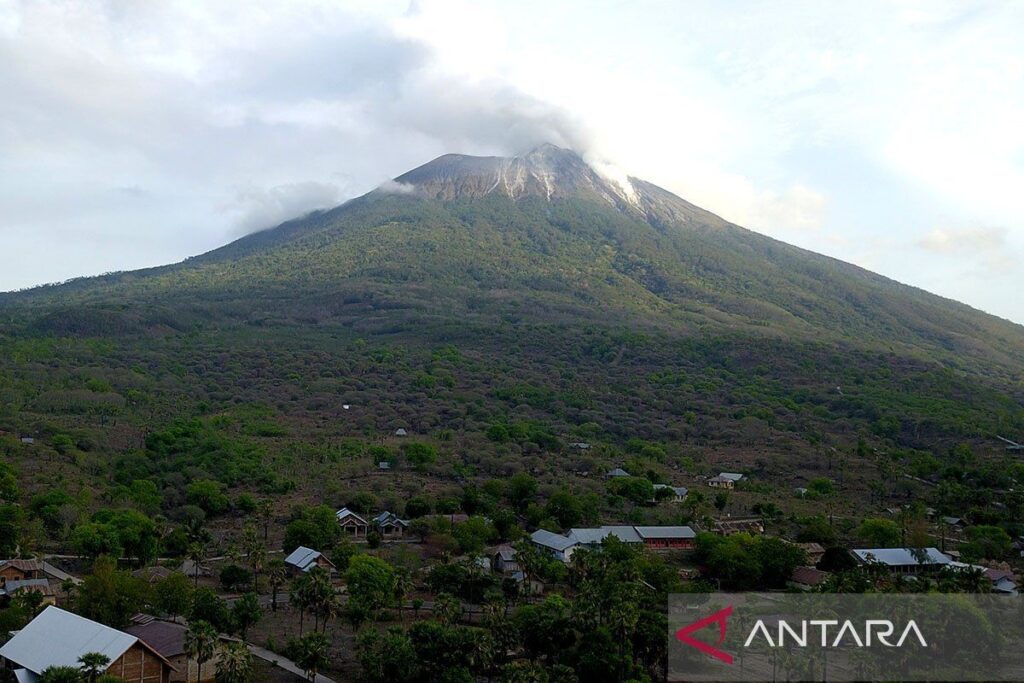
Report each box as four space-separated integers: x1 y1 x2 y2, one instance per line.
0 454 1019 683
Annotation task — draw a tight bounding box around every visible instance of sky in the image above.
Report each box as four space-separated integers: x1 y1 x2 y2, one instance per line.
1 1 1022 324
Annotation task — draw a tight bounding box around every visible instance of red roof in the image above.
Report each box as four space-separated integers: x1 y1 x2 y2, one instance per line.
790 566 829 586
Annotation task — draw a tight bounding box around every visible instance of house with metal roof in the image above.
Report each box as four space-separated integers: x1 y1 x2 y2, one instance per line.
125 615 231 683
372 511 410 538
634 526 697 549
335 507 369 538
605 467 631 478
708 472 745 489
568 526 642 547
0 606 175 683
530 529 579 562
851 547 951 574
653 484 688 502
283 546 335 575
0 579 55 606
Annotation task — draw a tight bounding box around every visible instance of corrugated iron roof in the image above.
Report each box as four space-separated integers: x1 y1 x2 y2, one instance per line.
0 606 137 675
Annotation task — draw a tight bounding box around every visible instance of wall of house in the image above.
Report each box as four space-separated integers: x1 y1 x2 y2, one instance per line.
0 567 27 586
642 538 693 550
107 643 170 683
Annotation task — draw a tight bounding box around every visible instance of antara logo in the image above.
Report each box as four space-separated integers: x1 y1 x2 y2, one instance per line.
675 605 735 664
675 606 928 665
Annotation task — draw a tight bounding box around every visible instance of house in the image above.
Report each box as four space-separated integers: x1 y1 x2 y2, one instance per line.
178 560 211 580
605 467 630 479
394 428 408 437
568 525 695 550
794 487 809 497
335 507 369 538
653 484 688 502
132 567 175 584
568 526 642 547
377 461 391 470
125 615 228 683
941 516 966 528
984 568 1018 595
634 526 696 550
492 546 520 575
569 442 590 450
708 472 744 489
851 547 951 574
37 561 81 586
0 559 80 589
714 518 765 535
0 606 175 683
789 566 829 591
530 530 579 563
0 559 43 586
0 579 56 606
284 546 335 575
19 437 33 445
372 511 409 538
796 542 825 565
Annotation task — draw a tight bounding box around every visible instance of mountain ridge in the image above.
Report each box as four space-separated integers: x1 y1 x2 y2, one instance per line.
1 144 1023 384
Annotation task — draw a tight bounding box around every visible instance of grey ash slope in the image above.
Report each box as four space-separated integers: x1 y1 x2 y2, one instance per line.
2 144 1023 381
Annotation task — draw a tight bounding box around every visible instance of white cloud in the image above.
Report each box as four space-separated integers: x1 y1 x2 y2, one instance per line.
0 0 1021 321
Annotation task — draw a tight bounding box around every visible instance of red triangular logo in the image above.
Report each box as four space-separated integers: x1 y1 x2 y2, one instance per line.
675 604 734 664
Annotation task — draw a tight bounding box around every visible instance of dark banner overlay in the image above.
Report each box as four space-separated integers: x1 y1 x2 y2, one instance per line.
668 593 1024 681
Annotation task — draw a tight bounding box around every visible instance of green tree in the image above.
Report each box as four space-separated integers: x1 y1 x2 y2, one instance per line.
356 626 418 683
545 490 582 529
266 558 287 612
38 666 82 683
962 525 1012 561
293 631 330 681
216 642 254 683
154 572 193 622
403 442 438 471
78 652 111 683
346 555 396 619
76 556 149 628
857 518 901 547
231 592 262 639
184 620 218 683
186 480 230 515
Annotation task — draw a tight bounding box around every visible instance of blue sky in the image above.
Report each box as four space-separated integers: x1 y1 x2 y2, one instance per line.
1 0 1022 323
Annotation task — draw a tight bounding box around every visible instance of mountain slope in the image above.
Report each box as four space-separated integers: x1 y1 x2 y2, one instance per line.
1 144 1023 520
4 145 1022 381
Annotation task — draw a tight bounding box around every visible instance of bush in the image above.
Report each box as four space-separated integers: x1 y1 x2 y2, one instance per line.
220 564 252 591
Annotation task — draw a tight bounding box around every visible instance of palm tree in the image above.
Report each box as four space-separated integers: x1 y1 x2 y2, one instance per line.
242 526 266 593
294 632 330 682
216 642 254 683
290 574 312 635
305 568 335 633
187 542 206 589
184 620 218 683
256 499 273 542
393 569 413 622
78 652 111 683
266 558 287 612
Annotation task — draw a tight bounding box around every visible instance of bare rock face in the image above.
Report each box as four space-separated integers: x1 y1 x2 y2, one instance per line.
391 143 727 229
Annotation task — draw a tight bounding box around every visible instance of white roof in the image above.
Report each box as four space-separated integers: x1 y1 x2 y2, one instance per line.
719 472 744 481
284 546 321 571
852 548 951 566
335 507 367 524
0 606 138 675
606 468 630 477
530 529 578 553
568 526 642 545
653 484 688 496
372 511 408 527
